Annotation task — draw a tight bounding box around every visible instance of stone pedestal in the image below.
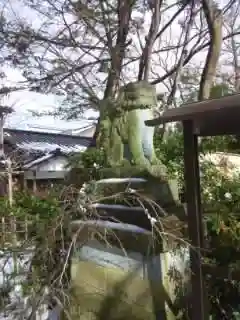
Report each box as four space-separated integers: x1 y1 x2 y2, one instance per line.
62 165 189 319
67 166 179 206
61 220 189 320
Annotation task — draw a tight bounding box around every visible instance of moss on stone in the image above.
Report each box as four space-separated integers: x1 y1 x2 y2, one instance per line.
62 259 175 320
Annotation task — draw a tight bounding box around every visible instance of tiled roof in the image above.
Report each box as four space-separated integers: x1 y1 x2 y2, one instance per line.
4 128 92 153
3 128 93 168
23 153 58 169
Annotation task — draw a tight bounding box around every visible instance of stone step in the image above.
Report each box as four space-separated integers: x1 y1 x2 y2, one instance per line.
95 177 147 195
86 200 186 231
90 194 168 215
95 177 180 207
88 203 154 230
90 203 145 211
96 177 147 184
69 219 162 254
70 215 186 251
70 219 150 234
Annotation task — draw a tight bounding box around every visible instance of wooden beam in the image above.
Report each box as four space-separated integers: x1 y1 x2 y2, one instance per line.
145 93 240 127
183 120 208 320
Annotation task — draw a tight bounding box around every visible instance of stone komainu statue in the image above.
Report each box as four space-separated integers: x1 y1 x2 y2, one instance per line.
97 81 166 174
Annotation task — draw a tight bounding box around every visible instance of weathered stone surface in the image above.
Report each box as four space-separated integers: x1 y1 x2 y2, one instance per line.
63 225 186 320
97 81 166 173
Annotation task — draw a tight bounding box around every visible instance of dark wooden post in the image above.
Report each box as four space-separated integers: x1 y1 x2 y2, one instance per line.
18 172 27 191
183 120 208 320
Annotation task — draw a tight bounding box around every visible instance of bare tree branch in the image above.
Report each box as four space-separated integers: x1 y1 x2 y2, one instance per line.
151 31 240 85
138 0 162 81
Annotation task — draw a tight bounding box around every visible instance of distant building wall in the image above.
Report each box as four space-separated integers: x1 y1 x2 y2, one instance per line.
30 155 69 172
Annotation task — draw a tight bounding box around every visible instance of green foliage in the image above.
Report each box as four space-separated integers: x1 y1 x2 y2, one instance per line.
68 148 107 169
202 169 240 318
209 83 234 97
154 129 184 179
201 135 237 153
153 125 240 318
0 191 61 219
0 191 66 303
154 129 237 174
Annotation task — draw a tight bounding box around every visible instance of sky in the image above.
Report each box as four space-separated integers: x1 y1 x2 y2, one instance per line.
1 66 99 131
1 0 239 132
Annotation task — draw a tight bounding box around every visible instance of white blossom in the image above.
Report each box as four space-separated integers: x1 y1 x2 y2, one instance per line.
93 162 99 168
79 182 87 194
145 208 157 225
79 188 85 194
224 192 232 200
208 193 214 200
79 204 87 213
